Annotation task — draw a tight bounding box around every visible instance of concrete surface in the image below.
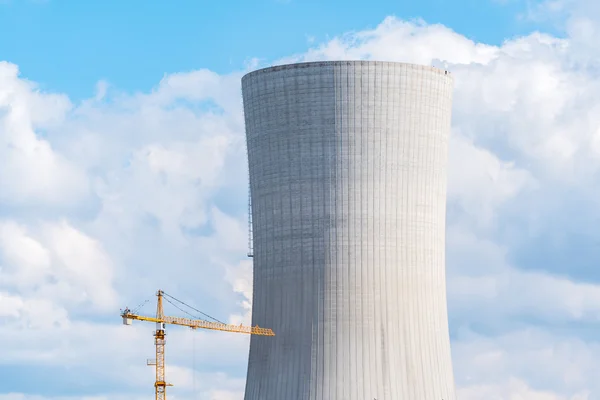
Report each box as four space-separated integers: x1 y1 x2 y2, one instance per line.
242 60 456 400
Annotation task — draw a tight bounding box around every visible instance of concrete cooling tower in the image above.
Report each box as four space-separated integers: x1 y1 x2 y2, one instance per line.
241 60 456 400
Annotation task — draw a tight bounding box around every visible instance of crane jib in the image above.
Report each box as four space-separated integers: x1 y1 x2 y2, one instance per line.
120 289 275 400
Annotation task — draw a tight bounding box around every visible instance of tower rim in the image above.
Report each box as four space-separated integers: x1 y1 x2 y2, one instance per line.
241 60 452 82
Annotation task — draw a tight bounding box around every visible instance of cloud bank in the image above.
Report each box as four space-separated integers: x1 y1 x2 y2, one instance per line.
3 3 600 398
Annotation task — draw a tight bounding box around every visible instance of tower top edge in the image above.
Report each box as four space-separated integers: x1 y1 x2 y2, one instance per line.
242 60 452 81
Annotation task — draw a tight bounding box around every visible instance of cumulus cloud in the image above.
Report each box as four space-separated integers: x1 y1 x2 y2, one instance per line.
3 4 600 400
447 227 600 326
278 16 499 66
454 328 598 399
225 259 253 325
0 60 252 398
447 133 535 227
0 62 89 206
0 218 117 339
458 378 590 400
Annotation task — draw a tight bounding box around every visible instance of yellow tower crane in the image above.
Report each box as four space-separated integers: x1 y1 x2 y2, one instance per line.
120 289 274 400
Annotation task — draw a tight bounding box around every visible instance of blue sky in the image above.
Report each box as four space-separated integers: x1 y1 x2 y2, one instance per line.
2 0 546 99
3 0 600 399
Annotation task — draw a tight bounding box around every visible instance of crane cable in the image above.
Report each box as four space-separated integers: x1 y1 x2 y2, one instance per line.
160 290 220 398
161 291 225 324
131 298 150 314
163 296 200 320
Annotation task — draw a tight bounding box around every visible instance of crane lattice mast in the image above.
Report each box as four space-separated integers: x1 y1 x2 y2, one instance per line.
121 290 274 400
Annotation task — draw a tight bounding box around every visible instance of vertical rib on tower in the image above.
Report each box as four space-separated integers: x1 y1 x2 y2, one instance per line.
242 60 456 400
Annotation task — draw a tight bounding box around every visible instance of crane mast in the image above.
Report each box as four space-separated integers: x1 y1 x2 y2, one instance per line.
147 291 169 400
121 290 274 400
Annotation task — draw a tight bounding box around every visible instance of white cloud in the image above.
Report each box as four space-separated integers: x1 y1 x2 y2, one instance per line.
4 5 600 400
278 16 498 66
40 220 117 310
225 259 253 325
453 328 599 399
0 219 116 315
0 56 254 399
447 227 600 323
458 378 590 400
447 133 535 226
0 292 23 317
92 137 232 243
0 221 52 288
0 62 89 206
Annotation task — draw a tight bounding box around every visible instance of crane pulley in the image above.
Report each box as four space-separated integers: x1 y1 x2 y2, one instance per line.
121 289 274 400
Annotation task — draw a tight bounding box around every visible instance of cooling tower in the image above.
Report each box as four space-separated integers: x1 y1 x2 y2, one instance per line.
242 60 456 400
